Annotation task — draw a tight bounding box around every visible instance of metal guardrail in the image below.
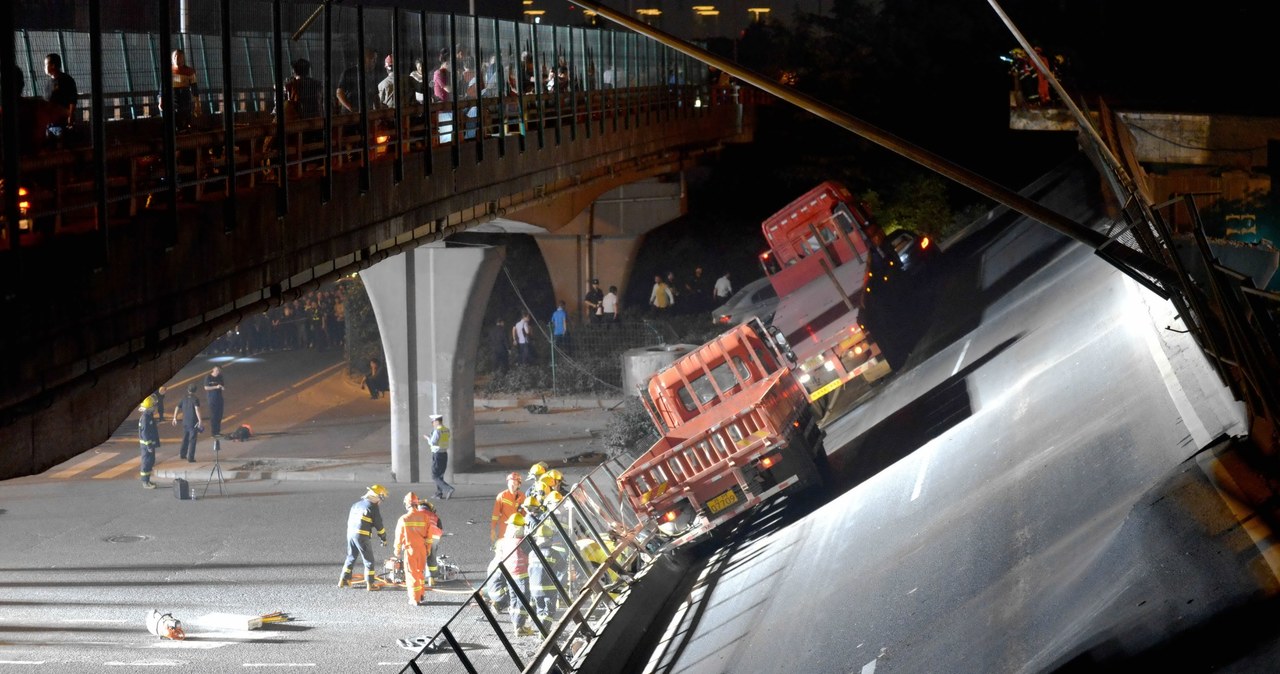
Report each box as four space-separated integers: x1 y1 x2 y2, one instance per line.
397 450 664 674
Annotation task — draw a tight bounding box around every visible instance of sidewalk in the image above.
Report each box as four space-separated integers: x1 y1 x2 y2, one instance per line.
153 367 627 487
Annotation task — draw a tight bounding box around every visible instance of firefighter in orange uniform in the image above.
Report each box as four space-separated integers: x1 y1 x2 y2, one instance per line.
491 472 525 544
395 492 443 605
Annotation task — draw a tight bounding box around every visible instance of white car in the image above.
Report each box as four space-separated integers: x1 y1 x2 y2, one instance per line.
710 276 779 326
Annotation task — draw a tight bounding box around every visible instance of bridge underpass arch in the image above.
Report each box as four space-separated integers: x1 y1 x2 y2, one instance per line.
357 175 687 483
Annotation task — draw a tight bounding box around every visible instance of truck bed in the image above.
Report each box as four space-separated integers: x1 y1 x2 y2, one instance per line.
771 260 866 356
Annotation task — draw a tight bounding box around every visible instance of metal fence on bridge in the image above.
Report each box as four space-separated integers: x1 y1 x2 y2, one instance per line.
397 449 659 673
2 0 723 249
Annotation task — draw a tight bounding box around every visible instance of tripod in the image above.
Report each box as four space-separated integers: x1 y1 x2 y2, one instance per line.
203 436 228 497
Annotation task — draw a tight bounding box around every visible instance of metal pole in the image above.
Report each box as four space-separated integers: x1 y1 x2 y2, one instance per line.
565 0 1176 288
1 1 20 252
158 2 178 226
220 0 237 233
88 0 108 258
322 0 332 203
356 5 370 193
272 0 288 216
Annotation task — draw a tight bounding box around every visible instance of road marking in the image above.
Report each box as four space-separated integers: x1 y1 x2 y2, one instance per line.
94 456 140 480
861 658 878 674
910 444 935 502
950 338 972 376
61 618 128 623
105 662 185 667
147 640 235 649
50 452 120 479
254 361 347 407
0 661 46 665
242 664 316 668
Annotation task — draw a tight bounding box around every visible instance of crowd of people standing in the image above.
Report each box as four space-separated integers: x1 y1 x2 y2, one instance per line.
205 287 345 356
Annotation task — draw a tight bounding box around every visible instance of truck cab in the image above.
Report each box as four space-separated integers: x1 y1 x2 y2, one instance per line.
620 319 825 548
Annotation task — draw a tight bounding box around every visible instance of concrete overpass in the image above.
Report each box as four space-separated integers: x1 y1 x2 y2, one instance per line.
0 6 755 480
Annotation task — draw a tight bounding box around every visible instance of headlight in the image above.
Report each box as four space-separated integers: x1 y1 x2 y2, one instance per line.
798 373 811 384
657 500 696 537
823 360 836 372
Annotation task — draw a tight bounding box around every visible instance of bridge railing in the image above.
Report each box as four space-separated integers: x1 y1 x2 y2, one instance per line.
397 449 664 673
2 0 725 252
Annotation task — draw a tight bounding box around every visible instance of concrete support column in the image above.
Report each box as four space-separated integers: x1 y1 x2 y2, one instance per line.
524 176 686 323
535 234 645 321
361 243 505 484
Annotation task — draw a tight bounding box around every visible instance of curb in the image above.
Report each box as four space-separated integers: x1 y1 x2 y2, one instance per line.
475 397 626 410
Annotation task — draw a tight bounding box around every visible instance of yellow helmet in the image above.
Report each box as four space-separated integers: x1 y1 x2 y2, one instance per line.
524 493 542 510
527 462 548 479
528 482 548 497
506 512 527 528
544 491 564 507
367 484 389 499
139 395 156 411
541 469 563 486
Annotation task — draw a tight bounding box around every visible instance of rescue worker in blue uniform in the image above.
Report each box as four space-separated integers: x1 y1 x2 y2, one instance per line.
138 394 161 489
339 484 389 591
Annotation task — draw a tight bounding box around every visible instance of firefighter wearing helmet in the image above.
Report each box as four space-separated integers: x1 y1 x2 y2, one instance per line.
394 491 441 605
137 394 161 489
338 484 389 591
525 461 548 490
491 472 526 544
529 498 569 623
540 469 565 497
484 512 534 637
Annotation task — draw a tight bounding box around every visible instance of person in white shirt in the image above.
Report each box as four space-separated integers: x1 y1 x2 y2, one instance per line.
713 272 733 300
512 312 534 365
601 286 619 324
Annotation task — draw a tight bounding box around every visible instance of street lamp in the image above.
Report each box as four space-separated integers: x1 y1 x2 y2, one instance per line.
747 7 771 21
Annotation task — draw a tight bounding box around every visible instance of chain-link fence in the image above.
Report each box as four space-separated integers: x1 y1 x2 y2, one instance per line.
479 315 721 397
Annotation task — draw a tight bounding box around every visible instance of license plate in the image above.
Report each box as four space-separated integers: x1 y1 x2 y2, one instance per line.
706 489 739 514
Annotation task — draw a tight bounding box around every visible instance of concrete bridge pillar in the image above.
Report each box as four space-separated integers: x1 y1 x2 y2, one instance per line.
360 243 505 485
508 176 687 321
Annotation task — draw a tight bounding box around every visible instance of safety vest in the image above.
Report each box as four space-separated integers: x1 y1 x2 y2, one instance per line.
430 425 451 452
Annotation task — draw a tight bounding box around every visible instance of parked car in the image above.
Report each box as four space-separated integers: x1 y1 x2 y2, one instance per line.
886 229 940 273
711 276 779 326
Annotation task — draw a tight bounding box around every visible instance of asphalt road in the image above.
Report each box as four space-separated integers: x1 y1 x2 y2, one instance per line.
627 169 1276 673
0 350 522 671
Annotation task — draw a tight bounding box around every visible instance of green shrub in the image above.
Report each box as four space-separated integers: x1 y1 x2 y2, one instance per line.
602 396 660 458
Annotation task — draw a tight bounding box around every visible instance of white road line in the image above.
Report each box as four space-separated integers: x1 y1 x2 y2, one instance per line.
254 361 347 407
242 664 316 668
105 662 185 667
861 658 878 674
950 338 972 376
60 618 129 623
94 456 140 480
50 451 120 479
910 444 935 502
147 640 234 649
0 661 46 665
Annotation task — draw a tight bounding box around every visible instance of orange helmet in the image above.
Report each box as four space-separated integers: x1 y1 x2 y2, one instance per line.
507 472 523 484
404 491 419 508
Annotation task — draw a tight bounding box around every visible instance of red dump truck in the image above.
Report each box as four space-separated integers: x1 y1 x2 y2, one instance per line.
759 180 898 403
618 318 825 548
